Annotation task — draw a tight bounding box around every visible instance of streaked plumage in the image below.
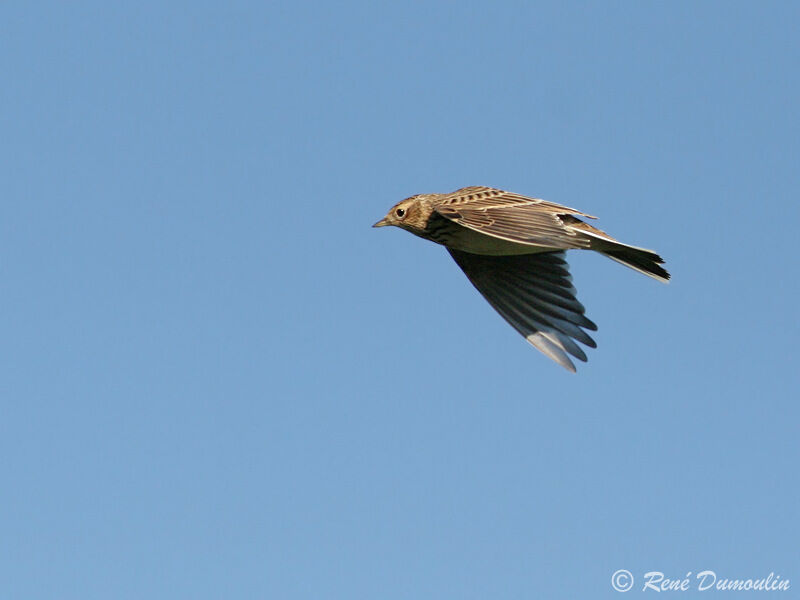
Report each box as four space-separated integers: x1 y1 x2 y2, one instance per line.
374 186 669 371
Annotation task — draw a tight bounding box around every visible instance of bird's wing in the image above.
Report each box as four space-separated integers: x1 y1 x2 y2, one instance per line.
434 186 602 249
448 249 597 372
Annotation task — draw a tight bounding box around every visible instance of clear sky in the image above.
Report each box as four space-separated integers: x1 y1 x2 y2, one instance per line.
1 2 798 598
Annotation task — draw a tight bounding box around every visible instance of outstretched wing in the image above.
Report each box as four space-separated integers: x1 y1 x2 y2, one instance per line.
448 248 597 372
434 186 601 250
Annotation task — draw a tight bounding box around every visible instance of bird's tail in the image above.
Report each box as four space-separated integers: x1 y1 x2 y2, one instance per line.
600 242 670 283
560 215 670 282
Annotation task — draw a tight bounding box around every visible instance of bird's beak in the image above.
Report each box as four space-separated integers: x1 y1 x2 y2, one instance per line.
372 217 390 228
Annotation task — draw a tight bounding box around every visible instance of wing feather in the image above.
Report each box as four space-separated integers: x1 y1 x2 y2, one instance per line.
448 249 598 372
434 186 597 249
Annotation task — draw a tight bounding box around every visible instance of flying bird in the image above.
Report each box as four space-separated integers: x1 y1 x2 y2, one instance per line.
373 186 669 372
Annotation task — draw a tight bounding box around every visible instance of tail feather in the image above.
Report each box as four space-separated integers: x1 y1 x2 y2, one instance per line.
602 245 670 282
560 216 670 282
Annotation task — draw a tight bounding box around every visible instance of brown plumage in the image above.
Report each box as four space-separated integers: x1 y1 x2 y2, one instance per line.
374 186 669 371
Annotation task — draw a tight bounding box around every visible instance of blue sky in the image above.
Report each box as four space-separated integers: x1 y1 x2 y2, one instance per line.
1 1 798 598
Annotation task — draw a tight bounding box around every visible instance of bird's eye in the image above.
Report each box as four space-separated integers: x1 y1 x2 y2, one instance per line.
395 208 406 218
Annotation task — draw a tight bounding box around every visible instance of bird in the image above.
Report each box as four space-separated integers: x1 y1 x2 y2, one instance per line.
373 186 669 372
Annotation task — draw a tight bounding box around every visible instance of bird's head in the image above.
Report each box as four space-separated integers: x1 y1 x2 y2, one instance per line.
373 195 431 232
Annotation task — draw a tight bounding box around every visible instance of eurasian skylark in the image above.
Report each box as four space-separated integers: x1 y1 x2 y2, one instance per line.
374 186 669 372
